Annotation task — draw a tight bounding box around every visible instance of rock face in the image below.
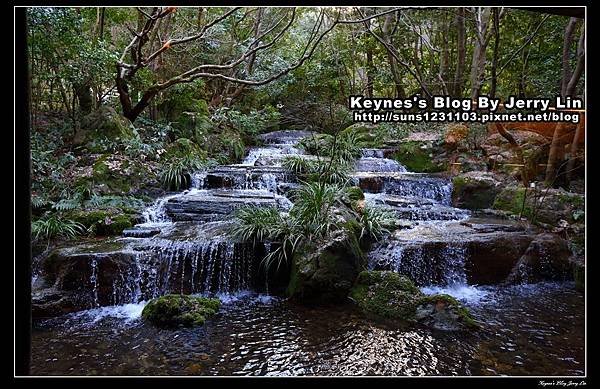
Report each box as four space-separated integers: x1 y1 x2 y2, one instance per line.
349 271 477 331
141 294 220 327
368 220 536 286
287 230 364 303
33 240 136 317
507 233 574 283
452 171 505 210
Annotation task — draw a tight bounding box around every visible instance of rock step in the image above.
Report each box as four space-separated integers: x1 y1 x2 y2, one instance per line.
368 219 573 286
354 172 452 204
164 189 289 222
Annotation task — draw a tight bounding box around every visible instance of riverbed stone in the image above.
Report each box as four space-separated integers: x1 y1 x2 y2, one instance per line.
141 294 220 327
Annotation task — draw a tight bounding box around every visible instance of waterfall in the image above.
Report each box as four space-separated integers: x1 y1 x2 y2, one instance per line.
368 241 468 288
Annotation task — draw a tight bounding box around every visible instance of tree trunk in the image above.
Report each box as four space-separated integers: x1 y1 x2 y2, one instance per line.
438 13 450 95
546 19 585 184
453 7 466 97
489 8 500 99
560 18 578 96
95 7 106 40
469 7 492 100
566 118 584 182
73 82 93 114
382 12 405 98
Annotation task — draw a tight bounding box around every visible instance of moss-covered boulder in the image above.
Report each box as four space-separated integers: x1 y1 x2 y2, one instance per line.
452 171 504 210
76 106 137 150
142 294 221 328
70 209 136 236
164 138 205 160
349 271 423 320
349 270 478 331
392 141 446 173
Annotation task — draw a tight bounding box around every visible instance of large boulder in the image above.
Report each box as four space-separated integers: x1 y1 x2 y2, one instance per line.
287 229 364 303
349 271 478 331
32 240 134 317
507 233 574 283
452 171 505 210
76 106 137 150
141 294 220 328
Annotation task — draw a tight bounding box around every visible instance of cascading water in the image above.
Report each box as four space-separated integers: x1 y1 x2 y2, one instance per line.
355 147 486 302
49 130 313 312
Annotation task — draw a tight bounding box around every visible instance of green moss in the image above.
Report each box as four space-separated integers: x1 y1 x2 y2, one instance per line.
557 192 585 208
91 155 132 193
452 176 467 194
164 138 204 160
350 271 423 320
141 294 221 328
492 187 532 217
70 210 135 236
286 260 300 297
393 141 445 173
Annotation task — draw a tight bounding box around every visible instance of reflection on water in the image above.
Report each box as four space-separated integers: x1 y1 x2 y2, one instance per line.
31 282 584 376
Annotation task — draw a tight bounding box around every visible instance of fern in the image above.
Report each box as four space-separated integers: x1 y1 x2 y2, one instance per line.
53 198 81 211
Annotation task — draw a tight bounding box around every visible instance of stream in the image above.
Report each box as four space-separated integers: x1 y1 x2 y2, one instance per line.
30 130 585 376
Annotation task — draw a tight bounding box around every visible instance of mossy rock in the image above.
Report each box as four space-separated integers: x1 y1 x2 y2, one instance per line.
350 270 478 331
393 141 445 173
78 106 137 150
492 186 532 218
164 138 205 160
91 154 133 193
350 271 423 320
141 294 220 328
70 209 135 236
287 229 365 303
452 172 502 210
415 294 479 330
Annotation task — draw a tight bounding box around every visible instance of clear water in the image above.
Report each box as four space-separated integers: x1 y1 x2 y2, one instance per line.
31 282 584 376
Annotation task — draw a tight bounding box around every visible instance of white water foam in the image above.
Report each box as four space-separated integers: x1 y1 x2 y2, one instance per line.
421 284 489 305
71 301 147 324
